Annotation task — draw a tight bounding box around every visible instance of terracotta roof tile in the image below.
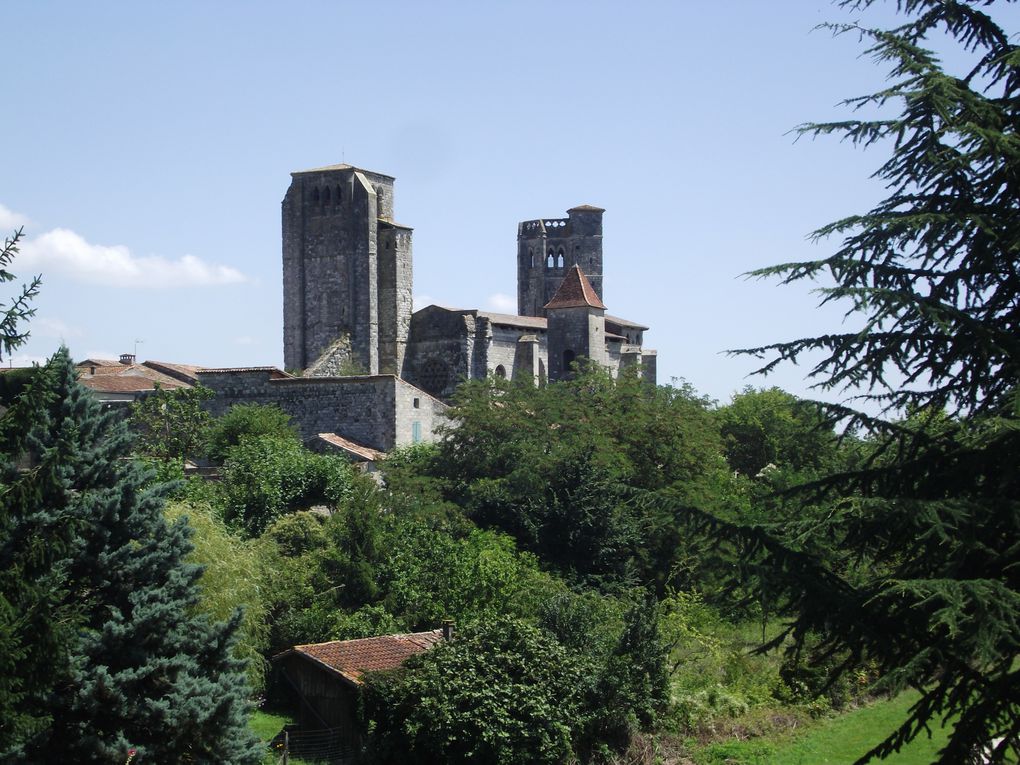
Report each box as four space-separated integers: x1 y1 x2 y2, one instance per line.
314 433 385 462
80 375 185 393
280 630 445 685
142 360 205 383
75 358 121 368
544 265 607 310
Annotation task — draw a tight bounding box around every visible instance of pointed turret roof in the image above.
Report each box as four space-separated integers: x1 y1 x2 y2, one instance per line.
544 265 606 310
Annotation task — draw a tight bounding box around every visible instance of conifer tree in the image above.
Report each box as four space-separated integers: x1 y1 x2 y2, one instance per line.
0 228 62 756
721 1 1019 761
7 348 262 764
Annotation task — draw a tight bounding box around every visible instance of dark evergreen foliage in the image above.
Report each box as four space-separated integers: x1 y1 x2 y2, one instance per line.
721 2 1020 761
4 349 262 764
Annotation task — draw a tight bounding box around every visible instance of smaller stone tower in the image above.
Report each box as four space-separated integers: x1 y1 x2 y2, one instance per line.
544 265 607 381
517 205 604 318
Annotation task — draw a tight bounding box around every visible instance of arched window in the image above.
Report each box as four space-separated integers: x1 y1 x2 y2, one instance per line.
336 184 343 203
563 349 576 373
556 247 565 268
529 248 535 268
311 187 320 203
494 365 506 378
323 186 331 204
547 248 555 268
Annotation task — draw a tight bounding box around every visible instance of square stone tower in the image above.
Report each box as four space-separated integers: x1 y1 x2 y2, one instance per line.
282 164 412 376
517 205 604 317
544 265 607 381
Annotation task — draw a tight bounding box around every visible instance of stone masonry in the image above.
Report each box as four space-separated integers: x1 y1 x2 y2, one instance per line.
278 163 656 444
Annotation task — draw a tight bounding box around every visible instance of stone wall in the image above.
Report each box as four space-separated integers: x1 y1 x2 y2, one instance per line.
546 306 606 381
198 369 446 452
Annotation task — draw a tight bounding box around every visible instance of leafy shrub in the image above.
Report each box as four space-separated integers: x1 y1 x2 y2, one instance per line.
363 616 587 765
206 403 298 463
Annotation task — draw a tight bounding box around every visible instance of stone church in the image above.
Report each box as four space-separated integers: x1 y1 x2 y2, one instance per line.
282 163 656 399
83 163 658 462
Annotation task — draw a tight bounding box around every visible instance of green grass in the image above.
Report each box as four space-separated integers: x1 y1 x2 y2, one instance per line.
250 709 320 765
769 692 950 765
250 709 294 742
694 692 953 765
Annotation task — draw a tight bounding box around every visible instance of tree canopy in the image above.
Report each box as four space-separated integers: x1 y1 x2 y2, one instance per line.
724 2 1020 761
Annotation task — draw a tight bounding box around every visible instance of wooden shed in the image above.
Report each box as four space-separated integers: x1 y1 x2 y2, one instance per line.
272 629 447 739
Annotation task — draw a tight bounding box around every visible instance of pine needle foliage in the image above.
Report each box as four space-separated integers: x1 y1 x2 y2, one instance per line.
716 2 1019 762
5 349 262 764
736 0 1019 424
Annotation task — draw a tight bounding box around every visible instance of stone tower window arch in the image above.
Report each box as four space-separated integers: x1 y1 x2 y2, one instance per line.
311 187 320 203
547 248 555 268
556 247 565 269
323 186 331 204
563 349 576 375
336 184 343 203
529 248 535 268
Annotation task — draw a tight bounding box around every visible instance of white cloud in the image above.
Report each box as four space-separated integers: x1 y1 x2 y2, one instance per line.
18 228 247 288
486 292 516 313
34 316 85 340
0 204 30 231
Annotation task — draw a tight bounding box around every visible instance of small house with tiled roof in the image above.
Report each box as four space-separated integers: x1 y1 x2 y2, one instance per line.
273 629 448 735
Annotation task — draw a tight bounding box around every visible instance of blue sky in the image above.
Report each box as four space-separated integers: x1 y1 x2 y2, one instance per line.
4 1 1014 404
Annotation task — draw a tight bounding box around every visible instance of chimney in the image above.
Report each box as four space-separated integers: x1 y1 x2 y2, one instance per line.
441 620 454 641
119 353 136 365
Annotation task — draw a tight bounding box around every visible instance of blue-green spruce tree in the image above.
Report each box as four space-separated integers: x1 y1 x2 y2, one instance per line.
6 348 261 764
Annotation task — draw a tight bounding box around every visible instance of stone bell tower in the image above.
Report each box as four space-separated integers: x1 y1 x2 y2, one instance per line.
517 205 604 318
282 164 412 376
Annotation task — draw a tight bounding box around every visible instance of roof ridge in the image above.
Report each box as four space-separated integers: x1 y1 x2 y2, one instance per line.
544 265 606 310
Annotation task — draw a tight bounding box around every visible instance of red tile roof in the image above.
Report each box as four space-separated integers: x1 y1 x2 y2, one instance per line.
278 630 445 686
142 360 205 383
314 433 385 462
544 265 607 310
80 375 186 393
76 358 122 368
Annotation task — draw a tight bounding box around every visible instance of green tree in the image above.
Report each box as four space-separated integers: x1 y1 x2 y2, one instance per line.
129 382 214 461
716 386 842 478
9 349 261 763
0 229 64 754
206 403 298 463
431 365 731 588
221 435 357 536
0 229 40 362
363 617 586 765
165 501 272 694
727 2 1020 761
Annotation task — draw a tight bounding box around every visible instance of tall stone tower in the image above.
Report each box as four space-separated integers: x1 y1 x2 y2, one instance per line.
282 164 412 376
517 205 604 317
544 265 607 381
